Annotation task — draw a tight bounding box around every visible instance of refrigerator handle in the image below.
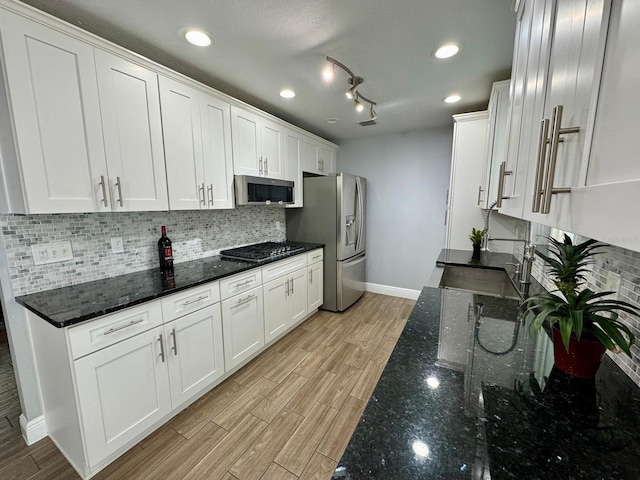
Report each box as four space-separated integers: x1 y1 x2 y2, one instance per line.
355 176 364 253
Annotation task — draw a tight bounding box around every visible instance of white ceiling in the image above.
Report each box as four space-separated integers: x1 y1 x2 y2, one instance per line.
18 0 516 142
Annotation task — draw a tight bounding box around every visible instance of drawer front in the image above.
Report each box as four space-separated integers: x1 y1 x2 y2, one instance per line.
261 254 307 283
161 281 220 322
68 301 163 359
307 249 323 265
219 269 262 301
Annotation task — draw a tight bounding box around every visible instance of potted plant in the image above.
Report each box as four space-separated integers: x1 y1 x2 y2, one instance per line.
522 234 640 378
469 227 486 260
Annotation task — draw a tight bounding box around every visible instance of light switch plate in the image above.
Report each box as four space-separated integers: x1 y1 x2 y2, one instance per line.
111 237 124 253
32 241 73 265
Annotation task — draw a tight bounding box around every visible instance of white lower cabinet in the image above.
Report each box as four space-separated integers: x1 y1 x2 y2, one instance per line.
221 286 265 370
308 260 324 311
165 304 225 407
263 267 308 343
74 325 171 468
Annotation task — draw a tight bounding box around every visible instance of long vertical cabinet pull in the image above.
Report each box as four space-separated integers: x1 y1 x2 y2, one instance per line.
531 119 550 212
540 105 579 214
264 158 269 176
170 329 178 355
285 278 290 296
495 162 513 208
476 186 484 206
207 184 214 206
309 269 313 284
259 157 263 176
115 176 124 207
158 334 166 363
99 175 108 207
199 183 206 206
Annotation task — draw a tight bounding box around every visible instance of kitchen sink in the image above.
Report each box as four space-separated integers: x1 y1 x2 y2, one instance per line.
438 265 521 300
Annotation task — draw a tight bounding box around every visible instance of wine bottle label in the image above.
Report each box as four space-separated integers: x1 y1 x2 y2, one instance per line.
164 247 173 260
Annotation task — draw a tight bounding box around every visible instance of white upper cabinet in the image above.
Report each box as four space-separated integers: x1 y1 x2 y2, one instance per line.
0 10 107 213
498 0 554 218
479 80 510 209
284 128 303 207
523 0 610 230
565 0 640 252
160 77 234 210
303 135 337 175
94 50 168 211
231 106 285 179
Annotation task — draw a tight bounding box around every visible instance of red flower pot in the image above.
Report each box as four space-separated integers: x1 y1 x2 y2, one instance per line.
552 327 607 379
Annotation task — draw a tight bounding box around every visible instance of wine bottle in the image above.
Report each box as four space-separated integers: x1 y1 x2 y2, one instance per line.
158 225 174 272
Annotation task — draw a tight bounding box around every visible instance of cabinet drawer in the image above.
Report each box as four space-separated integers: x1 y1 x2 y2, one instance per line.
161 281 220 322
68 301 163 359
261 254 307 283
220 269 262 301
307 249 323 264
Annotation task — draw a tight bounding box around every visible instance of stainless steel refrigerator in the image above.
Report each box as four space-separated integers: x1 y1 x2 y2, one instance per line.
286 173 366 312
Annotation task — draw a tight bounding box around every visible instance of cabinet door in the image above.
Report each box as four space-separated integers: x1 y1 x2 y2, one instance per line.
231 106 261 177
284 128 303 207
263 276 289 343
261 118 285 179
288 268 308 326
319 144 336 175
165 304 225 407
201 93 234 209
525 0 610 230
307 261 324 311
95 50 168 211
568 0 640 252
221 286 265 370
159 77 204 210
499 0 554 218
74 326 171 468
0 11 106 213
302 136 321 174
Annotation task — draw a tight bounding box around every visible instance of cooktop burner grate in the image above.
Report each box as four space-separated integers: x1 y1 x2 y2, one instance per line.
220 242 305 262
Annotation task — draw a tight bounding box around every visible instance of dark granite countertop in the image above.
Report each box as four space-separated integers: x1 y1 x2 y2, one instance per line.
15 242 323 328
334 286 640 479
436 248 516 270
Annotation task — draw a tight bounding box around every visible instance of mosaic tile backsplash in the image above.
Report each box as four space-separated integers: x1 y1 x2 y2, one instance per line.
0 207 286 296
516 223 640 387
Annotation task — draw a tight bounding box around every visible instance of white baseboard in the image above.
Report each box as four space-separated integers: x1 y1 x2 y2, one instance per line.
20 413 47 445
365 282 421 300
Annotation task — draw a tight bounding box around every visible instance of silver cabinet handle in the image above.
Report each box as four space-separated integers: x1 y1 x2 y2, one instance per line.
443 209 448 226
259 157 263 176
495 161 512 208
319 158 324 172
170 328 178 356
182 295 209 307
115 176 124 207
541 105 578 214
207 184 214 206
290 277 294 294
264 158 269 176
532 119 550 213
285 278 290 296
103 318 144 335
158 334 166 363
477 185 484 206
312 254 322 261
309 269 313 284
236 279 252 288
99 175 108 207
236 294 256 306
199 183 206 205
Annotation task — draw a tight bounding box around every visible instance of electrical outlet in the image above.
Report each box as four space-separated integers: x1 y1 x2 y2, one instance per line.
111 237 124 254
32 241 73 265
605 271 622 299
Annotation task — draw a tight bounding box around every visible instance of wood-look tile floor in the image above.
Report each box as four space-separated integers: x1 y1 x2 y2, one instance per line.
0 293 415 480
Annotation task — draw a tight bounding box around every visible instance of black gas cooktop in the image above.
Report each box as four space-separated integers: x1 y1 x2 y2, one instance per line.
219 241 305 262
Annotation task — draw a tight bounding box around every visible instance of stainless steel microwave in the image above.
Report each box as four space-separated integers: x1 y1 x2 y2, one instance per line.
234 175 294 205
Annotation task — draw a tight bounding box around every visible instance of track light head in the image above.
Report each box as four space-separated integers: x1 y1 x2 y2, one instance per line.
354 97 364 112
325 57 378 122
369 105 377 121
346 76 363 100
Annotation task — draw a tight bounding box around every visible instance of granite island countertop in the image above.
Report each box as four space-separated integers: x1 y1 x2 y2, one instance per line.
333 285 640 479
15 242 323 328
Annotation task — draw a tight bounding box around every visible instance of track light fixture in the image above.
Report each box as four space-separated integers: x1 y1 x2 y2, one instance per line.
326 56 378 121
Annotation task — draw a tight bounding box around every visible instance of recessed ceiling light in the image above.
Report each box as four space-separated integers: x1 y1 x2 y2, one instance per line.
325 117 340 124
280 89 296 99
434 44 460 59
444 94 461 104
183 29 213 47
